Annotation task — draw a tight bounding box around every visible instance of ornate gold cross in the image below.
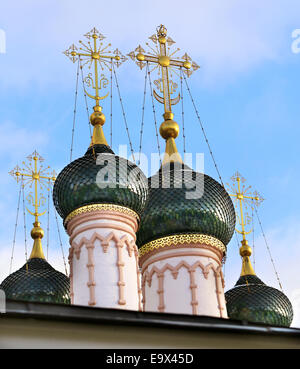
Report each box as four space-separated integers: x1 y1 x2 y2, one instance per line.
64 27 126 106
63 27 127 146
128 25 199 165
227 172 264 241
128 24 199 114
227 172 264 276
9 151 56 259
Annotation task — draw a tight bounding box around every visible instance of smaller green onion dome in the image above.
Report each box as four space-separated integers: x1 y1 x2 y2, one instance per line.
53 144 149 222
225 275 293 327
0 258 70 304
137 162 236 247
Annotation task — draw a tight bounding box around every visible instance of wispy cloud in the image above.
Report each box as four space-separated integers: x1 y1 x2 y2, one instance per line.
1 0 300 89
0 121 48 159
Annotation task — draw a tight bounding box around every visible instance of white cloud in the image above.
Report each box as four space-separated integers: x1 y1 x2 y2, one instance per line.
0 121 50 227
1 0 300 89
0 121 48 159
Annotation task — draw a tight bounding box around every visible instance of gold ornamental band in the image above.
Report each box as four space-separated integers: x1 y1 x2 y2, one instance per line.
64 204 140 226
139 234 226 257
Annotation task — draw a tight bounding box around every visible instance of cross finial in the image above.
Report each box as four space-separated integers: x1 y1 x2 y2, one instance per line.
63 27 127 147
226 172 264 276
128 25 200 165
9 151 56 259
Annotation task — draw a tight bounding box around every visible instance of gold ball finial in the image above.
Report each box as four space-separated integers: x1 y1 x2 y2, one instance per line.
90 106 106 126
92 52 100 60
239 239 252 257
183 61 191 69
158 36 167 44
158 56 170 67
159 112 179 140
31 222 44 240
136 53 145 61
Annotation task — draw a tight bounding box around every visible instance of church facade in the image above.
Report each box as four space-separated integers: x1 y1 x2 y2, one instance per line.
0 25 294 336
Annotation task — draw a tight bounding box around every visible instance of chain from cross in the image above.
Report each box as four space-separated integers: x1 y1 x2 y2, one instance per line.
128 24 199 114
9 151 56 223
226 171 264 242
63 27 127 107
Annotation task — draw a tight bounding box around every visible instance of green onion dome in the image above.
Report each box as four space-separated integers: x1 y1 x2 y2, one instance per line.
0 258 70 304
225 275 293 327
137 162 236 248
53 144 149 222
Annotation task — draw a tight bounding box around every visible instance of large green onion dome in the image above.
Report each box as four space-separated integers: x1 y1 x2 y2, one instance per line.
137 162 236 248
0 258 70 304
53 144 149 223
225 274 293 327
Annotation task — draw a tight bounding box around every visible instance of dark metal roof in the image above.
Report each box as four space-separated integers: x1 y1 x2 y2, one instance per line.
225 274 293 327
0 258 70 304
3 300 300 338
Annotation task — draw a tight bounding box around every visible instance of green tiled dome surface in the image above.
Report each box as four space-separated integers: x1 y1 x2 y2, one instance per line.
53 144 148 221
137 163 236 247
0 258 70 304
225 275 293 327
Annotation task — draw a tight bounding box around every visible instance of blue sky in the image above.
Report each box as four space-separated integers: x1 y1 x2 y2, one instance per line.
0 0 300 327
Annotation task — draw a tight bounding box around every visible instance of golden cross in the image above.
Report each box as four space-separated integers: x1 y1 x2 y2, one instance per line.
9 151 56 259
226 171 264 276
64 27 126 106
63 27 127 146
227 171 264 241
128 24 199 115
128 25 199 165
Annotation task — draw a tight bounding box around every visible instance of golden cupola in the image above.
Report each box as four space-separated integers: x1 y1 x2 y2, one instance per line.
225 172 293 327
1 151 70 304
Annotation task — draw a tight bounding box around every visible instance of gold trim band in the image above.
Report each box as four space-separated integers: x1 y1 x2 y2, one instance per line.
64 204 139 226
139 234 226 257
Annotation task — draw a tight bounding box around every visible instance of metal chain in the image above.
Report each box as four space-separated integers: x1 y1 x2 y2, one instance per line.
181 71 240 288
51 186 68 276
46 180 51 260
70 59 80 162
21 177 28 270
138 65 148 165
112 63 136 163
9 182 22 274
235 230 240 249
180 68 186 154
253 203 283 292
251 200 255 270
182 73 224 187
79 57 96 159
110 61 113 148
181 72 248 290
147 62 162 166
